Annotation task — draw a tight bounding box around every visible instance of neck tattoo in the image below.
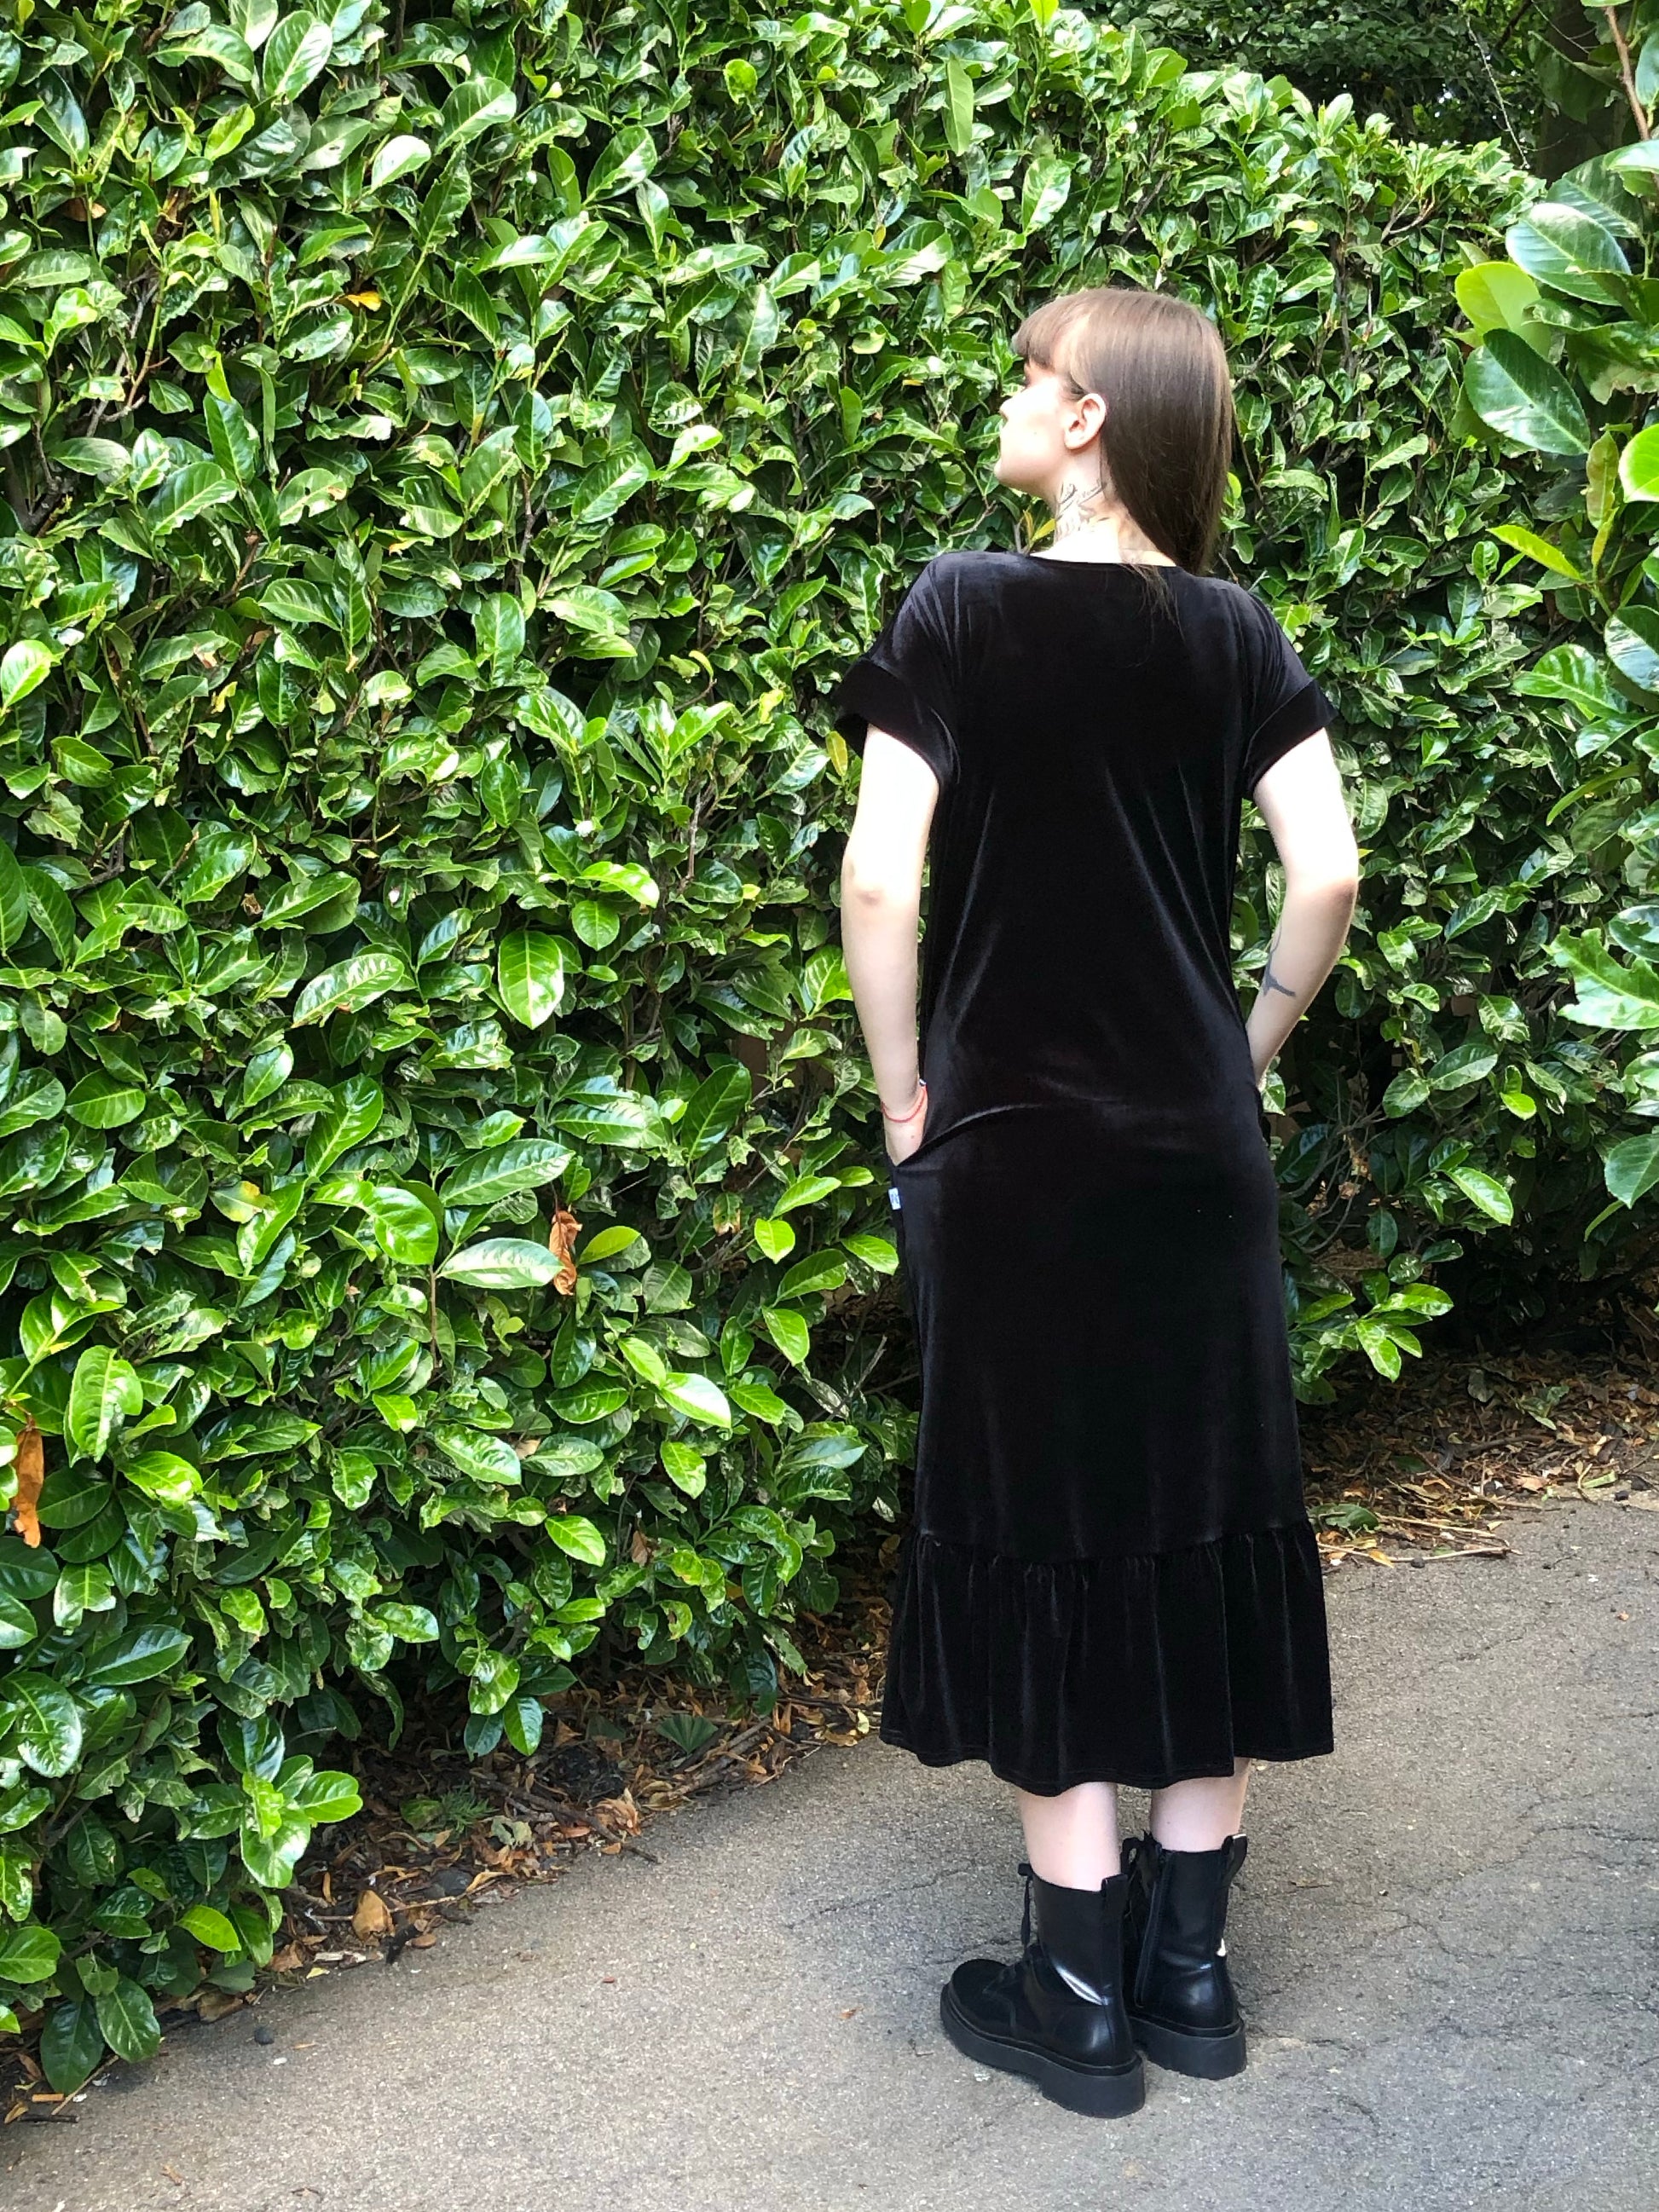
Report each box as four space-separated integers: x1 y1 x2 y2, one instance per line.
1052 474 1116 542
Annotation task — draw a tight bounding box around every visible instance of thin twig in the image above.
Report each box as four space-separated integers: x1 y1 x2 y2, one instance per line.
1603 3 1651 137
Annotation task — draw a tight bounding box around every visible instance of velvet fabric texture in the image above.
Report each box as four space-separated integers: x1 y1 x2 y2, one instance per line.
832 550 1338 1793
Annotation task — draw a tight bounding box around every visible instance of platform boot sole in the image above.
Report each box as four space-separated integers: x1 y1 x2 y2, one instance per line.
1130 2012 1247 2080
939 1984 1147 2117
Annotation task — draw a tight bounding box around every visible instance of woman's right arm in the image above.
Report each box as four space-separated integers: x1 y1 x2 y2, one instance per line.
841 729 939 1161
1244 731 1361 1087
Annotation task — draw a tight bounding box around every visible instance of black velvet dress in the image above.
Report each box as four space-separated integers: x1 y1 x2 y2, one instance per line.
832 550 1338 1794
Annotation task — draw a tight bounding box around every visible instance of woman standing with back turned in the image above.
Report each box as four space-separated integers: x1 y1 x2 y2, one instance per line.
833 285 1360 2118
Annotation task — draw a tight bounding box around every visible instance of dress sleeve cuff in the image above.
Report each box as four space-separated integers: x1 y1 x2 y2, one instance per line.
832 656 957 790
1246 678 1335 795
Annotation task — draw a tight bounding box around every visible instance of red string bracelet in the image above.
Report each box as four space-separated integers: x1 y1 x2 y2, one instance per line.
880 1080 928 1125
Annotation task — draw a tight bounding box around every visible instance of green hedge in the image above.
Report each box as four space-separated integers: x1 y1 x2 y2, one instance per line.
1460 145 1659 1227
0 0 1575 2086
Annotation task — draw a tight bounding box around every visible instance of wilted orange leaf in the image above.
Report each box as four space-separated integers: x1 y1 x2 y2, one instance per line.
12 1417 43 1547
550 1207 581 1295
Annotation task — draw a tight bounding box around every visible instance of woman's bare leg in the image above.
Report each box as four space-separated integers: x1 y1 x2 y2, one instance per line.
1014 1757 1251 1889
1147 1757 1251 1850
1014 1782 1121 1886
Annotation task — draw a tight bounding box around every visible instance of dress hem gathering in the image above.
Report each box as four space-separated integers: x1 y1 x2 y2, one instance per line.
878 1519 1336 1797
875 1723 1338 1798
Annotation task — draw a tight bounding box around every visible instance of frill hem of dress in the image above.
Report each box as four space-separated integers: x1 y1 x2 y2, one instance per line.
877 1521 1335 1795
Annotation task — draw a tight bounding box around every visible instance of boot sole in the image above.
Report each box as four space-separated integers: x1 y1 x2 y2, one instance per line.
939 1985 1146 2117
1130 2013 1247 2080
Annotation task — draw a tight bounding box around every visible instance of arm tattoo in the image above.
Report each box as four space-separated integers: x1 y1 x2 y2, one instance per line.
1261 940 1298 1000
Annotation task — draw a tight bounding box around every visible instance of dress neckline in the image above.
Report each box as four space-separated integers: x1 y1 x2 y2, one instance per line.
1013 549 1186 573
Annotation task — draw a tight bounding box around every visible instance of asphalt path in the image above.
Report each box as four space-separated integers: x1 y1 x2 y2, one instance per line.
6 1493 1656 2212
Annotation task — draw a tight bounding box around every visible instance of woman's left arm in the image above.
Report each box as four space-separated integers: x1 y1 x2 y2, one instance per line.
840 729 939 1162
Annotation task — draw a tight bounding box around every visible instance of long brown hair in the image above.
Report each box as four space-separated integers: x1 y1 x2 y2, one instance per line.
1010 285 1234 585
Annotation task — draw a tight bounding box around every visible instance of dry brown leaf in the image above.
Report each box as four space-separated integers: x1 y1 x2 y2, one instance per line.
549 1207 581 1295
11 1416 43 1548
351 1888 393 1940
269 1944 305 1972
196 1990 246 2022
594 1790 640 1834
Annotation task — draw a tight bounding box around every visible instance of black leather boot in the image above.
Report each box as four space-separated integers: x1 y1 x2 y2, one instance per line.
939 1859 1146 2117
1120 1831 1248 2079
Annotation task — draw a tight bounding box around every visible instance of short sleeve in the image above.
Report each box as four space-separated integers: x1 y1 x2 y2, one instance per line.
1240 593 1335 796
830 558 960 792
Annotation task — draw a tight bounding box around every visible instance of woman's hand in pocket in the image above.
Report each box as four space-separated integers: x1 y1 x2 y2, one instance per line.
884 1089 929 1165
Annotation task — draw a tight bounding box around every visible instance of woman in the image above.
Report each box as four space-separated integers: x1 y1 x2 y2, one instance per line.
832 285 1360 2119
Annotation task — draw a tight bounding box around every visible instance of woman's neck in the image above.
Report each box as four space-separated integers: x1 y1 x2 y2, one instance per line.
1044 471 1172 563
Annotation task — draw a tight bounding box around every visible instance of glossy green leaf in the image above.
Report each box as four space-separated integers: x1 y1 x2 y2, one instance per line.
1444 1164 1514 1225
82 1624 193 1687
433 1424 523 1485
1604 1134 1659 1207
496 931 565 1030
66 1348 142 1462
761 1307 812 1365
1553 930 1659 1027
371 134 431 190
474 592 525 677
0 1593 38 1649
658 1372 731 1428
1619 424 1659 502
262 11 332 101
3 1673 83 1776
679 1062 750 1155
777 1251 847 1300
122 1452 202 1505
944 58 975 154
0 1923 61 1981
439 1139 573 1207
292 953 411 1025
179 1904 241 1951
1465 328 1592 455
0 640 54 711
753 1216 795 1262
546 1513 607 1564
1454 259 1540 338
40 1998 105 2093
660 1441 707 1496
577 1225 648 1265
94 1979 161 2065
148 461 239 534
306 1076 384 1176
1489 524 1584 581
437 1239 564 1288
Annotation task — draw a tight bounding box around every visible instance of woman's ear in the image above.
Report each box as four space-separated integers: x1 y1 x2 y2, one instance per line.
1061 389 1107 453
